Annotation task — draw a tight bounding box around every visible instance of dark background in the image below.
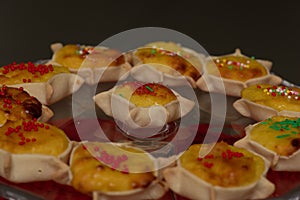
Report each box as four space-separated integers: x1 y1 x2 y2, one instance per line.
0 1 299 84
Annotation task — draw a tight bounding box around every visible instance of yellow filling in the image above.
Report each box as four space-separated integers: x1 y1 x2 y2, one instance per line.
242 84 300 112
250 116 300 156
71 142 155 194
53 44 125 69
135 48 200 81
0 63 69 85
180 142 265 187
206 56 267 82
113 82 177 107
0 120 69 156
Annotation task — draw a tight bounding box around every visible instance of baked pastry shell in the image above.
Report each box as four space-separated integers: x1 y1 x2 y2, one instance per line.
130 47 205 88
196 49 282 97
233 98 300 121
0 139 74 184
6 73 84 105
93 87 195 136
235 121 300 171
69 142 168 200
163 151 274 200
50 44 132 85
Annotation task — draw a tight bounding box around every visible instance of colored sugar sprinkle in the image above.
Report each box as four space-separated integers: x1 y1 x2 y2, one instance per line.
276 134 291 139
151 49 157 54
215 58 251 70
258 85 300 100
76 46 94 57
197 150 244 169
1 62 55 78
264 118 300 139
145 85 154 92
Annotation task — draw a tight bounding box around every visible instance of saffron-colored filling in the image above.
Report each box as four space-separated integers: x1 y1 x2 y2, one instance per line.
250 116 300 156
242 84 300 112
180 142 265 187
206 56 267 82
0 120 69 156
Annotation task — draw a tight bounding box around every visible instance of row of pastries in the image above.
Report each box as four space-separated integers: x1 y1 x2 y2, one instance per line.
0 41 299 200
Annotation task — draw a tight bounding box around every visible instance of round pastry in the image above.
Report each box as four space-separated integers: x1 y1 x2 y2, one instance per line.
196 49 282 96
69 142 167 199
130 41 204 88
0 119 72 183
235 115 300 171
113 82 177 107
50 43 131 85
0 62 84 105
93 81 195 135
0 85 53 126
163 142 275 200
233 84 300 121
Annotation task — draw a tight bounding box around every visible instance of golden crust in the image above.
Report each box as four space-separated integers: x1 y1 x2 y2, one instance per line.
0 62 69 85
0 62 84 105
113 82 177 107
94 82 195 130
249 116 300 156
241 84 300 112
52 44 127 69
163 142 275 200
0 119 72 183
179 142 266 187
133 48 201 81
207 55 267 82
0 120 70 156
196 49 282 97
70 143 156 194
68 142 168 200
50 43 132 85
235 115 300 171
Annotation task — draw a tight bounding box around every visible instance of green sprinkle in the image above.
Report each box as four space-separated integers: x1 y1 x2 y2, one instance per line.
276 134 291 139
145 85 153 92
119 93 124 97
239 66 243 70
228 65 233 70
260 121 269 125
251 56 255 60
151 49 156 54
270 125 281 130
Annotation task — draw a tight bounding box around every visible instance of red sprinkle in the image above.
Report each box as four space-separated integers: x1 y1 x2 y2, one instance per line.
203 162 214 168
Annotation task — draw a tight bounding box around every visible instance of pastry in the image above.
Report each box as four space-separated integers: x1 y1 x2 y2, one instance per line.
93 81 195 137
69 142 167 200
235 115 300 171
49 43 131 85
233 84 300 121
0 85 53 126
163 142 275 200
130 41 204 88
0 119 72 183
0 62 84 105
196 49 282 96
